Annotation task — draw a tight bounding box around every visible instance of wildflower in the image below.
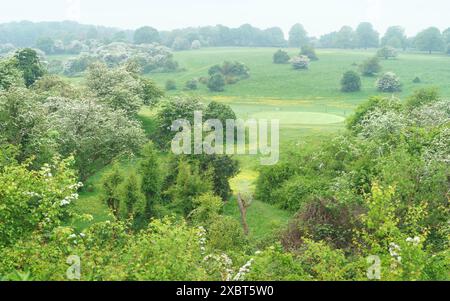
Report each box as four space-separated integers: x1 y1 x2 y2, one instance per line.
389 243 402 263
233 258 254 281
406 236 420 246
60 198 71 206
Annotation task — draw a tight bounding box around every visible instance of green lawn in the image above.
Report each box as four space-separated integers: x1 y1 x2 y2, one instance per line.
68 47 450 238
149 47 450 104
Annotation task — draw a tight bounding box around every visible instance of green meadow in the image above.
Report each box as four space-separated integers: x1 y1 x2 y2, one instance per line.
67 47 450 241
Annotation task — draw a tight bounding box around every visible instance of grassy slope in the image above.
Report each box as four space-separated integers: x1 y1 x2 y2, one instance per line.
69 47 450 238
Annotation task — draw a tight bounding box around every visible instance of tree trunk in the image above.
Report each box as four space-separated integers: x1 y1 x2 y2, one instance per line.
237 193 249 236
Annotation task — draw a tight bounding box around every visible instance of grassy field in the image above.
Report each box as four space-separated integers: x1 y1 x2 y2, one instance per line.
66 47 450 239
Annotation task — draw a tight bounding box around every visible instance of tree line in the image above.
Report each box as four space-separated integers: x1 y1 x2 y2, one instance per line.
1 21 449 54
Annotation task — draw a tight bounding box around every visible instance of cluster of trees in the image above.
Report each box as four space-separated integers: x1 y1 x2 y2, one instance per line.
341 53 403 93
1 21 449 56
255 88 449 280
1 83 448 280
0 48 164 180
0 46 448 282
320 24 450 54
0 21 128 48
52 42 179 77
273 45 318 67
163 61 250 93
203 61 250 92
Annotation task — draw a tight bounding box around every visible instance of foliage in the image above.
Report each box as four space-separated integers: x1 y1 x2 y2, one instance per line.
31 74 80 99
100 163 124 218
172 37 191 51
290 55 310 70
415 27 444 53
381 26 407 49
377 46 398 60
165 80 177 91
35 37 56 54
333 26 356 49
288 23 308 47
165 160 213 216
0 155 81 247
300 45 318 61
0 58 24 90
185 79 198 90
273 49 290 64
207 73 226 92
189 192 223 226
86 62 145 116
360 56 381 76
204 101 237 123
120 172 146 220
376 72 402 92
134 26 160 44
154 96 204 149
355 22 379 49
140 77 164 106
405 87 440 109
208 215 247 251
341 70 361 92
207 61 250 88
43 98 146 180
139 142 163 217
0 86 51 165
197 154 239 201
13 48 46 87
63 54 98 76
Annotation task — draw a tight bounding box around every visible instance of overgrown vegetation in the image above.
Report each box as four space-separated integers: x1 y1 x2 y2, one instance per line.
0 23 449 281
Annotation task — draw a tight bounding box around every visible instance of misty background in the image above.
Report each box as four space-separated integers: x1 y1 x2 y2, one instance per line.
0 0 449 37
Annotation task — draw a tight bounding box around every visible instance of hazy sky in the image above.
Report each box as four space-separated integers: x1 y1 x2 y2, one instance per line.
0 0 448 37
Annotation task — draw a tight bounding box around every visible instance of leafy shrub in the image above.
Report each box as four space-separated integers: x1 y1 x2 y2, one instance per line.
140 78 164 106
290 55 310 70
341 70 362 92
208 216 246 251
405 87 440 109
376 72 401 92
0 155 81 247
245 245 306 280
63 54 97 76
185 79 198 90
300 45 318 60
207 61 250 89
189 192 223 226
360 56 381 76
377 46 398 59
31 74 80 99
0 58 24 90
207 73 225 92
273 49 290 64
282 198 358 250
165 80 177 91
346 96 402 131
